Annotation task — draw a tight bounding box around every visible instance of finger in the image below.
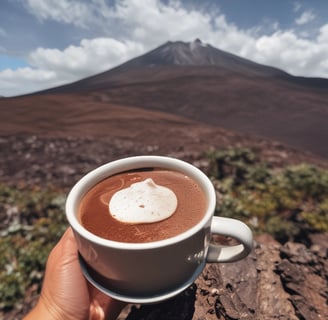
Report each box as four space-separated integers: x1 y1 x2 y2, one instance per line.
89 299 105 320
40 227 90 319
88 283 126 320
49 227 76 255
59 227 78 254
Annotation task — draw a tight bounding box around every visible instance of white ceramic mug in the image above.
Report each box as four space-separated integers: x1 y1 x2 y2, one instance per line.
65 156 253 304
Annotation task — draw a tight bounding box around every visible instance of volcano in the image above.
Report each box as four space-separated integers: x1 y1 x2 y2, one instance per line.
1 39 328 158
39 38 328 92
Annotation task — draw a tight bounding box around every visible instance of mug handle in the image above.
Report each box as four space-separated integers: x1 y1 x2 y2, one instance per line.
206 217 253 263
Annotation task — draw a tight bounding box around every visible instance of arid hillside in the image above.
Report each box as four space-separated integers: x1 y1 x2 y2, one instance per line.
1 40 328 159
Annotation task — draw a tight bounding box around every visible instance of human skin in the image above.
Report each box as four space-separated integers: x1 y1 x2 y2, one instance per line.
24 228 125 320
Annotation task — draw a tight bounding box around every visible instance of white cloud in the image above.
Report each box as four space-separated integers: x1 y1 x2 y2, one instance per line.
22 0 215 43
318 24 328 42
1 0 328 97
295 10 315 25
28 38 144 78
209 15 255 55
0 37 144 96
0 67 57 96
293 1 302 13
111 0 214 45
254 27 328 76
23 0 94 28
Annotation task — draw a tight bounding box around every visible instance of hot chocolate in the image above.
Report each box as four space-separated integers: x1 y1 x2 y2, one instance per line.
79 167 207 243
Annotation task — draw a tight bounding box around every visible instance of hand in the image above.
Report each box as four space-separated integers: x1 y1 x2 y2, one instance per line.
24 228 125 320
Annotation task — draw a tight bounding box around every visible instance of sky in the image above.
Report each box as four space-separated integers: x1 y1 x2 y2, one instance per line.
1 0 328 97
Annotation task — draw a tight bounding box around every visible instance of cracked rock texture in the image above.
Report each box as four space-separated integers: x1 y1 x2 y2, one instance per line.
119 235 327 320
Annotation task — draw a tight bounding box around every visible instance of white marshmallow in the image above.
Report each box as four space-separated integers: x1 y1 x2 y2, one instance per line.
109 178 178 224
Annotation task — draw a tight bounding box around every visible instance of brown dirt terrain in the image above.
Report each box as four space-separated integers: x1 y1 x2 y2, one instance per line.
1 40 327 319
1 132 327 320
1 79 327 320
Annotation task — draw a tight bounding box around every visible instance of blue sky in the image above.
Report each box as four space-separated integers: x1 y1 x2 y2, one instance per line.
1 0 328 97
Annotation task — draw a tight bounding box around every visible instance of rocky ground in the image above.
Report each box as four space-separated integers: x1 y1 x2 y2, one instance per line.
1 134 327 320
1 132 325 191
119 234 328 320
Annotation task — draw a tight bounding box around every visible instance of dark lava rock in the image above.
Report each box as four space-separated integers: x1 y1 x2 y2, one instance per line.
118 235 328 320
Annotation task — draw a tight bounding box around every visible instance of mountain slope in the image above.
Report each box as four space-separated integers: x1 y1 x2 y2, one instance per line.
39 39 328 94
2 39 328 158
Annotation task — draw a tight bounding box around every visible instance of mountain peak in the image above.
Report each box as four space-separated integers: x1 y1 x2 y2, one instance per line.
189 38 208 50
158 39 212 65
121 39 217 68
114 39 289 78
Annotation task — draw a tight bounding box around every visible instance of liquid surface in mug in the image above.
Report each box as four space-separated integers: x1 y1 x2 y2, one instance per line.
78 168 207 243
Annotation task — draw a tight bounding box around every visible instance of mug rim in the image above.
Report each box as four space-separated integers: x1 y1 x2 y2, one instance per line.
65 155 216 250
